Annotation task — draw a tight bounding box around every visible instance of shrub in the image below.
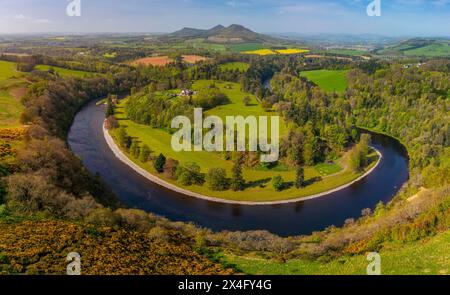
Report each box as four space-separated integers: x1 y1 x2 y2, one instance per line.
175 163 204 186
163 158 179 179
272 175 284 192
154 154 166 173
206 168 228 191
139 144 151 163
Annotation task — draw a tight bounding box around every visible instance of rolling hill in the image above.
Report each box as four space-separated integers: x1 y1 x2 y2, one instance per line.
378 38 450 57
169 24 277 44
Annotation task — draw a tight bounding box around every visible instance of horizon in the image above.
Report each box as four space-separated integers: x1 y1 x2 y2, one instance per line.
0 0 449 37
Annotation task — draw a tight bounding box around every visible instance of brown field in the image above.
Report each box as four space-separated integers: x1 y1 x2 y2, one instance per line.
131 56 174 67
131 55 209 67
182 55 209 64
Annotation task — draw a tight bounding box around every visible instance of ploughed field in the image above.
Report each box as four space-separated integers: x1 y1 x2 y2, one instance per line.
131 55 209 67
111 80 378 202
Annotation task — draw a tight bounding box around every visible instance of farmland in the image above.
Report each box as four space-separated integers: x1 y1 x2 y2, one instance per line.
219 62 250 72
229 43 265 52
243 48 309 56
300 69 349 93
35 65 95 78
0 61 25 128
131 55 209 67
110 80 378 202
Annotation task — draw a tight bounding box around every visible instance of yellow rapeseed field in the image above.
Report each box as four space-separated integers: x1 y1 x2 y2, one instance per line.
276 48 310 54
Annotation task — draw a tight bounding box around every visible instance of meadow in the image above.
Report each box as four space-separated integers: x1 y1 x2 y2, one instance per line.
323 49 368 56
218 62 250 72
0 61 25 128
300 69 349 93
403 43 450 57
111 80 377 202
35 65 96 78
220 231 450 275
229 43 265 52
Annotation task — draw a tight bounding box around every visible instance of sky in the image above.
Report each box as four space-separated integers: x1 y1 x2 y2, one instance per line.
0 0 449 36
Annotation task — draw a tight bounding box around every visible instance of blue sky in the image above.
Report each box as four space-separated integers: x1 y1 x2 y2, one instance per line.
0 0 449 36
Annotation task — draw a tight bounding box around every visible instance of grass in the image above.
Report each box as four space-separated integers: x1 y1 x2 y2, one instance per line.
103 52 117 58
0 90 24 128
0 61 25 128
300 69 349 93
403 43 450 57
35 65 96 78
220 231 450 275
0 61 18 81
112 80 378 202
186 39 227 52
219 62 250 72
229 43 265 52
324 49 368 56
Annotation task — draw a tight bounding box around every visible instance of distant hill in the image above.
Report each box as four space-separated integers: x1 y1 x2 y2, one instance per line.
378 38 450 57
169 24 276 43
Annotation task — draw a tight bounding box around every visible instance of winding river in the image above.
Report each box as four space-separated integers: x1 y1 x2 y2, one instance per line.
68 100 409 237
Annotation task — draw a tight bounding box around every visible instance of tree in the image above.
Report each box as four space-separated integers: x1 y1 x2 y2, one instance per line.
163 158 179 179
243 96 251 106
154 154 166 173
348 134 371 172
295 166 305 188
272 175 284 192
105 96 115 118
230 153 245 191
206 168 228 191
117 127 131 150
130 139 140 159
175 162 204 186
139 144 151 163
105 115 119 130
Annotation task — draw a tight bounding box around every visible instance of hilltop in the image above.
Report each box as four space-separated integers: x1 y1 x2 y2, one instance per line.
169 24 277 43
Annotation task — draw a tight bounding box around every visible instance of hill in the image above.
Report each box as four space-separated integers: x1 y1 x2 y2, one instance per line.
378 38 450 57
169 24 276 43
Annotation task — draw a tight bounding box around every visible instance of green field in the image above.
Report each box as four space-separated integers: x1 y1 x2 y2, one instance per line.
324 49 368 56
0 61 18 81
0 90 24 128
300 69 349 93
0 61 25 128
403 43 450 57
35 65 96 78
229 43 265 52
186 39 227 52
220 231 450 275
219 62 250 72
111 80 379 202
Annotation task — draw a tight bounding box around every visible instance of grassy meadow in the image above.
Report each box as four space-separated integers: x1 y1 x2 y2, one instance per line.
0 61 25 128
219 62 250 72
111 80 378 202
35 65 96 78
220 231 450 275
300 69 349 93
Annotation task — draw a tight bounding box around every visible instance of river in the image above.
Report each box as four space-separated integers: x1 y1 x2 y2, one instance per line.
68 100 409 237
